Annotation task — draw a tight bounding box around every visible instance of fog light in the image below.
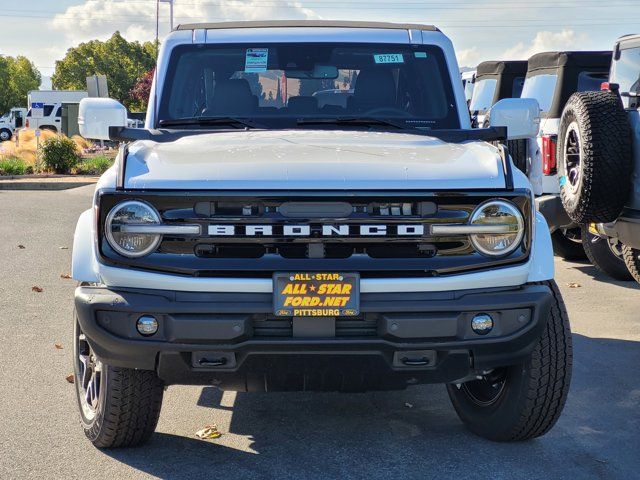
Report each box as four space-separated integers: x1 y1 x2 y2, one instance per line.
471 314 493 335
136 315 158 336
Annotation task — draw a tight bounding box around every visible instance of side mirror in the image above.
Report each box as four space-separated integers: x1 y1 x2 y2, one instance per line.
78 98 127 140
488 98 540 140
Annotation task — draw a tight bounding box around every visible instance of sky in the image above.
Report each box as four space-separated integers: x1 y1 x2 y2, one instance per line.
1 0 639 88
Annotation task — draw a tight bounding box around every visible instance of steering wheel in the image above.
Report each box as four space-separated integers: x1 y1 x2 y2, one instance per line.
361 107 412 118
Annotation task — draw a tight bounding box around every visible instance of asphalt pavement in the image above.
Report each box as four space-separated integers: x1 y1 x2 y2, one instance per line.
0 185 638 480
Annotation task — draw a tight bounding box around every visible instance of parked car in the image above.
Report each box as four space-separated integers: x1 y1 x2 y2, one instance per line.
469 60 528 171
25 90 88 133
521 51 611 260
0 108 27 141
555 35 640 283
469 61 527 128
73 20 571 448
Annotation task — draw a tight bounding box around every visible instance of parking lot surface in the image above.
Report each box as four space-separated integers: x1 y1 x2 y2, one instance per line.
0 186 638 480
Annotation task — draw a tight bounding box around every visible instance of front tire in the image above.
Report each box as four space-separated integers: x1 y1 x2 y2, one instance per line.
581 226 632 281
0 128 11 142
447 280 572 441
551 228 586 260
74 320 164 448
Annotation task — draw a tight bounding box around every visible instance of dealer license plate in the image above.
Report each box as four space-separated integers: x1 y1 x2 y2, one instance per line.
273 272 360 317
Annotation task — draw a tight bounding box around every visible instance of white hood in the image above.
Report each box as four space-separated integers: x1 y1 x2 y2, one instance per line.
123 130 505 190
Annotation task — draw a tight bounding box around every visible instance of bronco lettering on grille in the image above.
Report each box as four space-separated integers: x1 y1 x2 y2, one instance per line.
207 224 425 237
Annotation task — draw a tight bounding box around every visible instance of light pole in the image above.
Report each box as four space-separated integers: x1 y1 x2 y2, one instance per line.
158 0 174 31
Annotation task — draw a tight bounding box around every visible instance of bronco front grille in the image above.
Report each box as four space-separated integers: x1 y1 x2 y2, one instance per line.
97 190 532 277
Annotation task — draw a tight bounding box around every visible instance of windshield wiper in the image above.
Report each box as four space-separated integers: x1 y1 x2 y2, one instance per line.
296 117 410 130
158 117 265 129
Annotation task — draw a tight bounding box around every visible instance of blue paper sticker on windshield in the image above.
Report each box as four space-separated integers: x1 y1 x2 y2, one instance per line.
245 48 269 72
414 52 428 59
374 53 404 64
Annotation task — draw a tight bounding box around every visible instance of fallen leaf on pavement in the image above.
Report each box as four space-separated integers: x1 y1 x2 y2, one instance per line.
65 374 75 384
195 425 222 440
55 343 63 350
60 273 72 279
32 286 43 292
567 283 581 288
59 246 69 250
18 245 25 249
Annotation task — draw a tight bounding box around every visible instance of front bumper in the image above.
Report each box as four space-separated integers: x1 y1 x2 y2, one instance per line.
535 194 574 231
75 284 553 391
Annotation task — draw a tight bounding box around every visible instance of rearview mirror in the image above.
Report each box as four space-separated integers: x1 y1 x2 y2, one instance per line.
488 98 540 140
78 98 127 140
286 64 339 80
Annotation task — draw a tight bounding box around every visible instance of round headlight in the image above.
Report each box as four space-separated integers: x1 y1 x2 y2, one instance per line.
469 200 524 257
105 200 161 258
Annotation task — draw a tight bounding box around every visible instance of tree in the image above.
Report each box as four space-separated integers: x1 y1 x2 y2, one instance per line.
52 32 156 108
129 69 154 112
0 55 41 113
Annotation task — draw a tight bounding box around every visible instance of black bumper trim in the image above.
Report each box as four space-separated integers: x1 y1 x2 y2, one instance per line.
75 284 553 389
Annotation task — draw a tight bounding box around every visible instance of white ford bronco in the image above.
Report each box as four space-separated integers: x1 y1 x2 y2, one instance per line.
72 21 571 448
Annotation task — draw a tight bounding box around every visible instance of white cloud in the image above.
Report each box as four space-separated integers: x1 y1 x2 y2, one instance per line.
501 29 588 60
457 47 479 68
51 0 319 45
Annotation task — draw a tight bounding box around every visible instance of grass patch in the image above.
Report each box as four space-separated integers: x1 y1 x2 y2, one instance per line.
74 155 115 175
0 157 31 176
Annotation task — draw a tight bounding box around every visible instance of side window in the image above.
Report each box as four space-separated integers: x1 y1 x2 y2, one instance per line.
55 107 63 117
611 46 640 109
512 76 525 98
577 71 609 92
520 74 558 114
43 105 54 116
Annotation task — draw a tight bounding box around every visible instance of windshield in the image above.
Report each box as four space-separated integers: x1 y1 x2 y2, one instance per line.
158 43 460 129
612 45 640 109
469 78 497 112
520 74 558 114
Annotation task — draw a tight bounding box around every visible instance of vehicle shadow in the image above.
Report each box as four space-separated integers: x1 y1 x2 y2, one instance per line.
561 260 640 290
103 334 639 480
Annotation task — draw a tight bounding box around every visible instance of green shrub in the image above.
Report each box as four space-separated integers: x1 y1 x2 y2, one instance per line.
74 155 115 175
0 157 29 176
41 135 79 174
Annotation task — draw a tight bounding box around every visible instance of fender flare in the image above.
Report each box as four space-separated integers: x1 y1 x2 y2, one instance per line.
527 211 554 282
71 208 101 283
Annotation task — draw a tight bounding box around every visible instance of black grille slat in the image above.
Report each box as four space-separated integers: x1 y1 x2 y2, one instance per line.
252 315 378 338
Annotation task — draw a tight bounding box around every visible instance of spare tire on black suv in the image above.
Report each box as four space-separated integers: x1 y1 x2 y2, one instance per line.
557 91 633 223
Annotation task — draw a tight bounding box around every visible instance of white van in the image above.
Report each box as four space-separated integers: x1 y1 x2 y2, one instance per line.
25 90 88 133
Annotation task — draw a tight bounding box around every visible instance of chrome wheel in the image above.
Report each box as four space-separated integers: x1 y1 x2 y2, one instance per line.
459 369 507 407
563 122 583 194
75 328 102 420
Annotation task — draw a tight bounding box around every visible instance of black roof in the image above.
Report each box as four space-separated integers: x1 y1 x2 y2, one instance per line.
527 51 612 73
476 60 528 77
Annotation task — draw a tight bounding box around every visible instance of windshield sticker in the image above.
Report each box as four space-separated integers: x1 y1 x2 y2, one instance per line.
374 53 404 64
245 48 269 72
414 52 428 59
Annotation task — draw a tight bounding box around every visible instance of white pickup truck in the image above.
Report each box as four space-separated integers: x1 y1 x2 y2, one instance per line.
0 108 27 141
72 20 571 448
